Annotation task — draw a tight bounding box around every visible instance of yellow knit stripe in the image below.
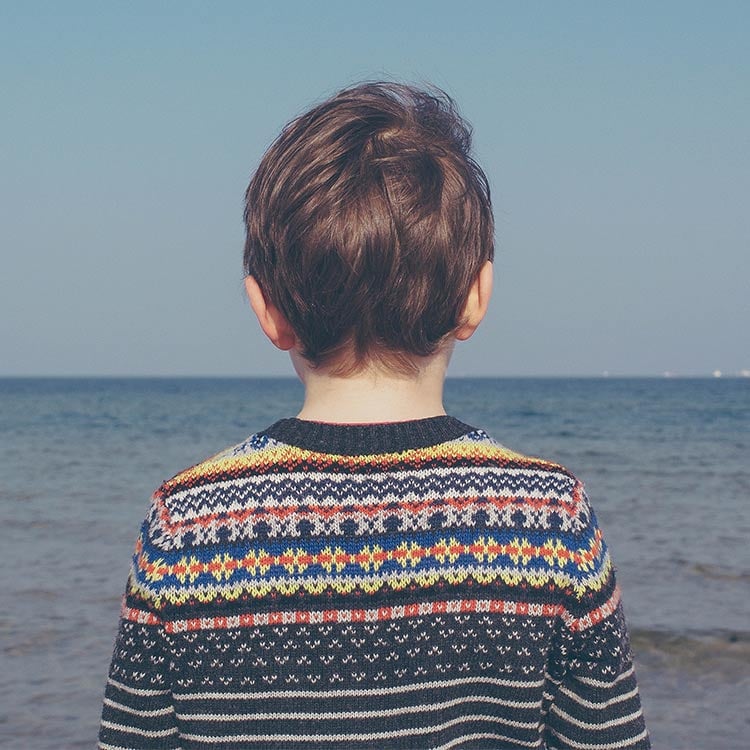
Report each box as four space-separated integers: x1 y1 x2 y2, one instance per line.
159 441 565 493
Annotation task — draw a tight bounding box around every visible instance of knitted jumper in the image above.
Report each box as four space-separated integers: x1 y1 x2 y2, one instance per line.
99 415 650 749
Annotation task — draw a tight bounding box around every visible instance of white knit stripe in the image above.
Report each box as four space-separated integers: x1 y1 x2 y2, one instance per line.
179 714 539 744
547 725 650 750
99 743 145 750
437 733 544 750
161 465 576 517
573 664 635 688
550 702 645 731
100 719 178 738
559 683 640 710
173 674 546 701
103 697 174 718
107 677 171 696
543 669 563 686
178 693 540 724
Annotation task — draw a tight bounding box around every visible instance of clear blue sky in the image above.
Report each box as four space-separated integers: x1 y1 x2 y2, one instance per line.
2 1 748 376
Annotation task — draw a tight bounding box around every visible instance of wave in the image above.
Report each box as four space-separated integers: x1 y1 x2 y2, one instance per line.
690 562 750 583
631 628 750 680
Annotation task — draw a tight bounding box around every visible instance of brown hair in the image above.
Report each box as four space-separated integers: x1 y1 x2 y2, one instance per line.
243 81 494 377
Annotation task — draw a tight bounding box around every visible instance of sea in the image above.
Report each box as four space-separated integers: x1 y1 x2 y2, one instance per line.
1 376 748 749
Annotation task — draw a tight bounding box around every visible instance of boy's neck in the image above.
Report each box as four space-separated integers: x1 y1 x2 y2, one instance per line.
292 346 453 424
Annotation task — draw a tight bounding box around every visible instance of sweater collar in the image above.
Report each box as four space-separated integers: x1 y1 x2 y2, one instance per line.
260 414 477 456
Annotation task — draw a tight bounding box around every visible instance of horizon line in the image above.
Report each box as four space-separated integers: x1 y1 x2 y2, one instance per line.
2 373 749 380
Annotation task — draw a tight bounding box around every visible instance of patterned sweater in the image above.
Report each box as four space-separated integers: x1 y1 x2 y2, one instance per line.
99 415 650 749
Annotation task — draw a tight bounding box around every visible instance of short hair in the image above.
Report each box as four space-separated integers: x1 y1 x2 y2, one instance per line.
243 81 495 377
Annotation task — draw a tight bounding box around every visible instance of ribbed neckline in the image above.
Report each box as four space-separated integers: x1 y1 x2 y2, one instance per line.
260 415 478 456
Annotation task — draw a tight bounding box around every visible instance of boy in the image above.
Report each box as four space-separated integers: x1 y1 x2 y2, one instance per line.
99 81 650 749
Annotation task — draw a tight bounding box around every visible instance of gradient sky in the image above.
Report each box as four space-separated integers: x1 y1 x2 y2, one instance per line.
2 1 748 376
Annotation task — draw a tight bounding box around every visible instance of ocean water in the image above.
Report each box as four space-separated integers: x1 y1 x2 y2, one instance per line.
0 376 748 749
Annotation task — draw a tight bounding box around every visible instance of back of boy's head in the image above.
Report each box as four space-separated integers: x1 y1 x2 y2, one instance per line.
243 81 495 378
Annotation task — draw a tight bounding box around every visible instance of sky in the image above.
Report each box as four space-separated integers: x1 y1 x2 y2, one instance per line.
1 1 748 377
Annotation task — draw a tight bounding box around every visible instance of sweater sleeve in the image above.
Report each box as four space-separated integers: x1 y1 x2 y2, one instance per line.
98 515 180 750
543 483 651 750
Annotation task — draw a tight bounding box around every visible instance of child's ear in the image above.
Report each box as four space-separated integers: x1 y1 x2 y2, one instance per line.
454 260 493 341
244 275 298 351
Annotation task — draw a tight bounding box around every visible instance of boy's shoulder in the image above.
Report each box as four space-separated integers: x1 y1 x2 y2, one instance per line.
139 421 594 558
150 421 581 512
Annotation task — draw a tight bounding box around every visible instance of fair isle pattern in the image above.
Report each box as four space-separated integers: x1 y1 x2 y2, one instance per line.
100 416 650 749
149 465 590 550
121 584 622 635
121 581 622 636
127 528 611 606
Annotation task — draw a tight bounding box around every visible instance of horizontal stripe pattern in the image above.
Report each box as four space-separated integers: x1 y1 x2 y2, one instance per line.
127 530 611 610
169 677 549 746
120 583 616 636
149 466 586 549
121 597 567 632
100 674 179 749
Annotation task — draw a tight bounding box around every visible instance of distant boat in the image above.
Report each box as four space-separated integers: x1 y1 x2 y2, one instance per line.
712 369 722 378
